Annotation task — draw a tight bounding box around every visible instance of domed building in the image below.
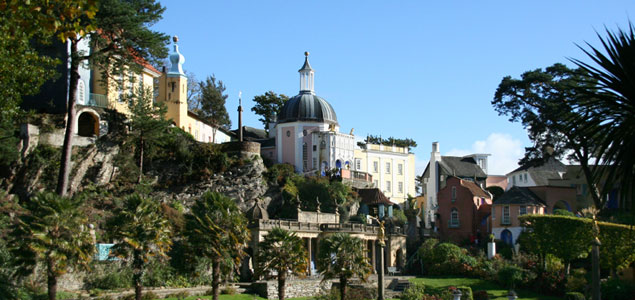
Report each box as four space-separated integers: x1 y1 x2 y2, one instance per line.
267 52 355 174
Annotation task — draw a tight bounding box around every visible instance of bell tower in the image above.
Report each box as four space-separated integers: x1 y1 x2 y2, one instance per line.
158 36 188 128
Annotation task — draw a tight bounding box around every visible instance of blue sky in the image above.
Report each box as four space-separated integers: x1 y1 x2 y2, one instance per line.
151 1 634 176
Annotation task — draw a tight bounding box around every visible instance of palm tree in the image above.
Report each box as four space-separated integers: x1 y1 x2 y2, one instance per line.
9 192 94 300
109 194 172 300
255 228 307 300
570 23 635 210
317 233 372 300
184 191 249 300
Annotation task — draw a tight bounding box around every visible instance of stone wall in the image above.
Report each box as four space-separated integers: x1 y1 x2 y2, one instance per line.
251 278 336 299
298 211 339 223
223 141 261 155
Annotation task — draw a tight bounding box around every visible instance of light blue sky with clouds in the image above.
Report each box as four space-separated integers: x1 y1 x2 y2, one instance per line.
151 1 634 176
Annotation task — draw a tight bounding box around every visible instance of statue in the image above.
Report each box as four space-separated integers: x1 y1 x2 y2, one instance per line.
378 220 386 246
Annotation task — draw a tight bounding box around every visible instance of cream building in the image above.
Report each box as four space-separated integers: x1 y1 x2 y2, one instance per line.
353 144 416 206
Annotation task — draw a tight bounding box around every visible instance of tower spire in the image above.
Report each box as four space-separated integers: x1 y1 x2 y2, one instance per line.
299 51 314 93
168 35 185 77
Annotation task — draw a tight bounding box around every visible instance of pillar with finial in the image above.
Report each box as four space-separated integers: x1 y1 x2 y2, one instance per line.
238 91 243 142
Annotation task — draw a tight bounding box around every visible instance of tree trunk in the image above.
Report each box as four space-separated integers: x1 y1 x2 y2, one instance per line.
278 270 287 300
47 257 57 300
133 253 144 300
138 136 144 183
56 38 81 196
212 257 221 300
340 276 347 300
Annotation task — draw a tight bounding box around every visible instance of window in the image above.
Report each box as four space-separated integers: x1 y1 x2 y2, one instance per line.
303 129 307 136
451 186 457 202
373 180 378 187
450 208 459 228
313 145 317 151
398 182 403 193
502 206 511 225
512 175 516 185
386 162 391 174
373 161 378 173
355 159 361 170
313 158 317 168
386 181 391 192
524 173 528 182
302 143 308 171
286 130 291 137
398 163 403 175
519 206 527 215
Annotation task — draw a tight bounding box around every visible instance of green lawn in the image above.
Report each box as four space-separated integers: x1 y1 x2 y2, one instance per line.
161 295 267 300
410 276 561 300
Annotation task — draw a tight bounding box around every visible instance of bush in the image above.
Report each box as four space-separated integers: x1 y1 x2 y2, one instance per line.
565 268 588 293
165 291 190 299
601 278 635 300
221 286 237 295
473 290 489 300
565 292 586 300
84 263 133 290
456 286 473 300
402 282 426 300
497 265 524 289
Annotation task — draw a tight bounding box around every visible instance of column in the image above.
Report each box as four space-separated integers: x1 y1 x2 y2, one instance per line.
306 238 312 274
371 240 377 273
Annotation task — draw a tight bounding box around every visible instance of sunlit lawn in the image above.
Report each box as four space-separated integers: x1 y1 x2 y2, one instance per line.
410 276 561 300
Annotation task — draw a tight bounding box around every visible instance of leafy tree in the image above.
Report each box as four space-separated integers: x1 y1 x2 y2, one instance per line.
360 135 418 152
198 75 231 142
255 228 307 300
251 91 289 135
569 23 635 210
492 63 603 209
53 0 170 196
317 233 372 300
9 192 94 300
184 191 249 300
185 70 202 110
126 88 170 183
109 194 172 300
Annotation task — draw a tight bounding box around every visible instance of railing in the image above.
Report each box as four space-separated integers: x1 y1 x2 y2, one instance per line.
320 223 405 235
250 219 322 232
88 93 109 108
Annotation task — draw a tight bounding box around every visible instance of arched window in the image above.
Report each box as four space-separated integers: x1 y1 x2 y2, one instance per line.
451 186 457 202
450 208 459 228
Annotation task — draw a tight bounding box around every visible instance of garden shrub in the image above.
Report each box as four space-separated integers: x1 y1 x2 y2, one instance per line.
84 263 133 290
221 286 237 295
456 286 473 300
564 292 586 300
401 282 426 300
565 268 588 293
497 265 524 289
601 278 635 300
473 290 489 300
166 291 190 299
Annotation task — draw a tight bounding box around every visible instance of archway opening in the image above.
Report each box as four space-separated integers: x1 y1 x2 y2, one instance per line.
78 112 99 137
501 229 513 246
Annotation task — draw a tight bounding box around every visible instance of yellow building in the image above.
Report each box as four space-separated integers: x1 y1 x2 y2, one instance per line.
353 144 416 206
76 36 231 144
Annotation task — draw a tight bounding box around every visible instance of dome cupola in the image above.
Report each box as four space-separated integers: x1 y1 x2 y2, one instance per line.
168 36 185 77
277 52 338 125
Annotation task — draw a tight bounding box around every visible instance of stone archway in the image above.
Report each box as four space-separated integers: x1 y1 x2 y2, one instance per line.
77 111 99 137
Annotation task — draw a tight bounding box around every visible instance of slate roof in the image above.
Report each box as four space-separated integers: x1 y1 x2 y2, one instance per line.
460 179 490 198
508 157 566 186
493 186 545 206
438 156 487 179
232 126 268 141
356 188 393 206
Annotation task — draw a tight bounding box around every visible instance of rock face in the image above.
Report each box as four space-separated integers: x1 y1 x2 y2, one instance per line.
6 124 271 213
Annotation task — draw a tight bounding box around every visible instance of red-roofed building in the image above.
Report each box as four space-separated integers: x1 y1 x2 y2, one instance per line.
437 176 492 243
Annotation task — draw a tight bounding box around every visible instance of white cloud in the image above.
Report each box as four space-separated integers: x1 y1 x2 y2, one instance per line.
446 133 525 175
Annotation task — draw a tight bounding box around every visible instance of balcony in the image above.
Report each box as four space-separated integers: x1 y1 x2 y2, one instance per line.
88 93 109 108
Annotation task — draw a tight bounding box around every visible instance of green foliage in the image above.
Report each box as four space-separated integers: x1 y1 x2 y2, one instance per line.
316 233 372 300
184 191 249 300
251 91 290 135
553 209 575 216
565 268 587 293
360 135 417 151
84 263 133 290
519 214 635 273
570 22 635 211
109 193 172 300
564 292 585 300
497 265 524 289
402 282 427 300
265 163 298 186
255 227 307 278
197 75 231 131
601 278 635 300
125 89 171 182
473 290 489 300
389 209 407 227
9 191 95 300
